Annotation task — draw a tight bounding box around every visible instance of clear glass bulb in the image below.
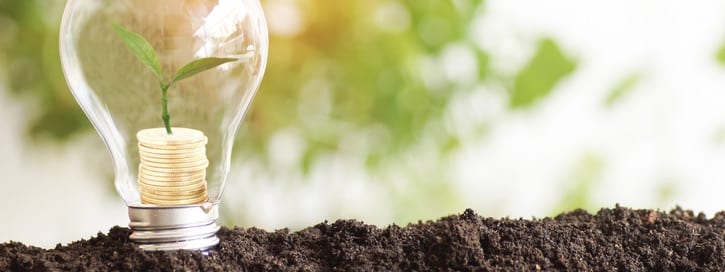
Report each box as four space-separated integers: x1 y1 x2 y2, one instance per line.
59 0 268 250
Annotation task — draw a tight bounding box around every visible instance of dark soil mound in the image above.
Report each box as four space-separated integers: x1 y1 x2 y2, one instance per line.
2 206 725 271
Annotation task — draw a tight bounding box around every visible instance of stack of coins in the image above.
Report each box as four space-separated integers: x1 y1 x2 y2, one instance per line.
137 128 209 205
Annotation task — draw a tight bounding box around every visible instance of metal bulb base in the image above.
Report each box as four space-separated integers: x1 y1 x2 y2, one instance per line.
128 202 220 251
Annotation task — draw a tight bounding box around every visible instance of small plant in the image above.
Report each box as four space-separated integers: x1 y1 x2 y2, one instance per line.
112 24 237 134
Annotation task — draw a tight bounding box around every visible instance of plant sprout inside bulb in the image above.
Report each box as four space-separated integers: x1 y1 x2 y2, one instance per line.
59 0 268 251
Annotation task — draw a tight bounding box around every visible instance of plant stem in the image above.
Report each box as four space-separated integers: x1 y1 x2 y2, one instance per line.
161 83 172 134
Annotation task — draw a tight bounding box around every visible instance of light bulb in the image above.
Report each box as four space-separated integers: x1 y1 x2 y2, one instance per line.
59 0 268 250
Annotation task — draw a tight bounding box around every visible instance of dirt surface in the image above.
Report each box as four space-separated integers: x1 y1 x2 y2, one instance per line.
2 206 725 271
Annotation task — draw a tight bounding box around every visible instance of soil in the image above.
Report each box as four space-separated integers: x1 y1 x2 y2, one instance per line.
2 206 725 271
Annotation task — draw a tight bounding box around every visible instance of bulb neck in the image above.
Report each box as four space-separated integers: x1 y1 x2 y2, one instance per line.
128 202 220 251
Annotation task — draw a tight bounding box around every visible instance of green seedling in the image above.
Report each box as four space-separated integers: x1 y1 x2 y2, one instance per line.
112 24 237 134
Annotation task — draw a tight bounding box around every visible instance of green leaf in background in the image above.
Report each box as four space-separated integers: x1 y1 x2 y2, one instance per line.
510 38 577 109
112 24 163 82
716 40 725 64
171 57 238 84
604 72 641 107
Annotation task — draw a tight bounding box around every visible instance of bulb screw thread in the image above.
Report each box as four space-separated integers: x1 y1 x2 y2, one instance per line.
128 202 220 251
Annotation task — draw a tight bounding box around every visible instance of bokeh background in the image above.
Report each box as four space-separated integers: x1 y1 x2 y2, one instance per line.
3 0 725 248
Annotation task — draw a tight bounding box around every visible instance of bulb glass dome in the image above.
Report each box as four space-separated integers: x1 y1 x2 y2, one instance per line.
59 0 268 206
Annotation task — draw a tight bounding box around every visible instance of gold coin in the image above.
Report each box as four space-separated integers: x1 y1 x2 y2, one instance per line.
141 186 206 198
141 155 205 164
139 179 205 188
140 159 209 169
138 145 206 155
140 192 206 201
141 194 207 202
141 194 208 205
139 180 206 191
139 139 207 150
138 170 206 180
141 191 207 199
138 151 206 159
138 174 205 184
138 165 206 178
139 150 207 160
139 170 205 179
137 128 206 146
140 160 209 173
141 187 206 197
139 176 205 185
141 158 208 169
139 171 206 182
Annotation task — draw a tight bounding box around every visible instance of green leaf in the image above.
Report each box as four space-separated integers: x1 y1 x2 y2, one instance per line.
112 24 163 81
171 57 238 84
510 38 577 109
604 72 641 107
717 41 725 65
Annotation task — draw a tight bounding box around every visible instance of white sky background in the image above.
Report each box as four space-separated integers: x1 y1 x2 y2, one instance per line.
3 0 725 248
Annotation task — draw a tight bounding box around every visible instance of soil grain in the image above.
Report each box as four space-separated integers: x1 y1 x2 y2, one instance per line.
2 206 725 271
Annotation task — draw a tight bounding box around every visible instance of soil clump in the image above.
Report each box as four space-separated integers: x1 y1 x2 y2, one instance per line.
2 206 725 271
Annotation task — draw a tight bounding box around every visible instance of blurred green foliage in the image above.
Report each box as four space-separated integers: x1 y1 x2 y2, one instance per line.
0 0 86 140
655 179 678 207
0 0 578 159
716 40 725 65
0 0 589 220
554 153 603 214
511 38 576 109
605 72 641 108
248 0 490 171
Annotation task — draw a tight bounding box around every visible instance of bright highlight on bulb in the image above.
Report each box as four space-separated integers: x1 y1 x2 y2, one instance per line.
59 0 268 250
